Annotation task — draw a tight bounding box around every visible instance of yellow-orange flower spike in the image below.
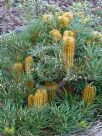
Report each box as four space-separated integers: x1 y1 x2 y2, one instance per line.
42 14 53 22
63 36 69 45
42 14 49 22
44 82 58 101
50 29 62 42
12 62 23 82
62 12 74 19
63 30 76 38
28 94 34 107
12 63 23 73
62 37 75 69
24 56 33 74
58 16 70 27
63 36 75 46
34 88 48 108
83 84 96 105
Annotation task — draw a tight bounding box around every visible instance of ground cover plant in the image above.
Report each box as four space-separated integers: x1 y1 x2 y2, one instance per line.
0 0 102 136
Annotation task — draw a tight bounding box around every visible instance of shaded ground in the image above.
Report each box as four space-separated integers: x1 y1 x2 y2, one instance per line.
0 0 27 34
47 0 102 10
70 121 102 136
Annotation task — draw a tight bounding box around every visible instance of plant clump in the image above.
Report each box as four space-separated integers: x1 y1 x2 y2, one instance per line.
0 1 102 135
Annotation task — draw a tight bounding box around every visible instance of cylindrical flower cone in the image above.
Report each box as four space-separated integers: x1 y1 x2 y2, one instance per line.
58 16 70 27
24 56 33 74
12 62 23 83
34 88 48 108
83 84 96 106
63 30 77 38
42 14 53 22
44 82 58 102
62 12 74 19
62 36 75 69
50 29 62 42
28 94 34 107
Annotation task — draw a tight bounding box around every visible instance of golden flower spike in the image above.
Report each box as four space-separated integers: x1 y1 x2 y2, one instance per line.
34 88 48 108
24 56 33 74
42 14 53 22
83 84 96 106
62 36 75 69
62 12 74 19
44 82 58 101
50 29 62 42
63 30 77 38
58 16 70 27
28 94 34 107
12 62 23 82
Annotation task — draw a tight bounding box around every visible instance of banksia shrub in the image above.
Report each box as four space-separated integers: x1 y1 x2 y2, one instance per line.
44 82 58 101
28 94 34 107
83 84 96 105
50 29 62 42
34 88 48 108
62 36 75 69
24 56 33 74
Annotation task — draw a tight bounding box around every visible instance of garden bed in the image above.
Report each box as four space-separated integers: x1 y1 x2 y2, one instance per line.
0 0 102 34
0 0 102 136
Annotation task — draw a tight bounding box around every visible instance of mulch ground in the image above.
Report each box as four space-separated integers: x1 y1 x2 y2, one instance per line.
0 0 27 34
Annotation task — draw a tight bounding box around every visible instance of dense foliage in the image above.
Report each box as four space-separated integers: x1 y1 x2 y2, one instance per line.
0 0 102 136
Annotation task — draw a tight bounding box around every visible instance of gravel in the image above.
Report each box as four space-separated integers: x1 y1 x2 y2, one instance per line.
0 0 26 34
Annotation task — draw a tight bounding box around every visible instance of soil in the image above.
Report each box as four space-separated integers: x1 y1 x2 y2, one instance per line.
47 0 102 9
0 0 27 34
